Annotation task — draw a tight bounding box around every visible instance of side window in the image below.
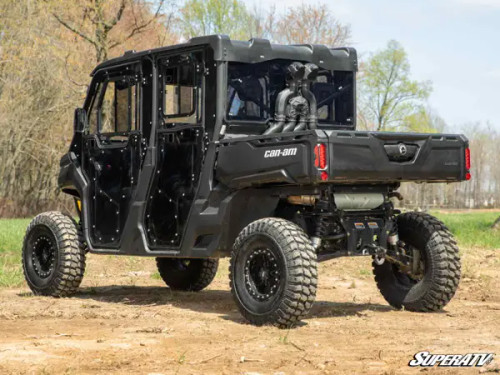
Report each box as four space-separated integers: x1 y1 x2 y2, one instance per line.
164 65 194 116
161 53 202 125
86 70 139 134
100 78 138 133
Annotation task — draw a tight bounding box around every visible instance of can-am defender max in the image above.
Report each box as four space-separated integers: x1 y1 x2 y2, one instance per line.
22 35 469 328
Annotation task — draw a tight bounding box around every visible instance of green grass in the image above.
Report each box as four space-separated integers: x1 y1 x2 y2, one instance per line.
150 271 161 280
432 211 500 249
0 218 31 287
0 211 498 288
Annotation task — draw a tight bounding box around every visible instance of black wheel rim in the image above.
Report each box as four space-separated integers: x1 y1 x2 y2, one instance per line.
244 247 281 302
30 230 57 279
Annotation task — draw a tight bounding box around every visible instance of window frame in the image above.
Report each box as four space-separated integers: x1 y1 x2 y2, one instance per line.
224 61 356 134
158 50 204 127
97 76 139 135
162 66 197 119
85 64 142 136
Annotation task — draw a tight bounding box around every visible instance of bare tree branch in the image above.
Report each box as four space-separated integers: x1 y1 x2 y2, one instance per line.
52 13 98 48
109 0 165 50
103 0 127 32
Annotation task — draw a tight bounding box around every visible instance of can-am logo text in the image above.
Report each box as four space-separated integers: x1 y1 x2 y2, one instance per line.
409 351 494 367
264 148 298 158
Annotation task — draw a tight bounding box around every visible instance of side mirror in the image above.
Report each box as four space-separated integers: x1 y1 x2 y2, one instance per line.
74 108 88 133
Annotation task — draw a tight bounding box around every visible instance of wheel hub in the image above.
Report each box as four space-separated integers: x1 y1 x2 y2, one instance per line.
32 235 56 279
387 242 425 281
244 248 281 301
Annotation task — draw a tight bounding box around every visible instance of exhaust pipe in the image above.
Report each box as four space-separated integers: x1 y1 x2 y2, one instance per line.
287 195 318 205
282 96 309 132
297 63 319 131
263 62 304 135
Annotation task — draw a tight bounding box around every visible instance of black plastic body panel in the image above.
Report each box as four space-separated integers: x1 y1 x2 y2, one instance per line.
326 131 468 183
215 130 468 188
216 131 325 188
93 35 358 77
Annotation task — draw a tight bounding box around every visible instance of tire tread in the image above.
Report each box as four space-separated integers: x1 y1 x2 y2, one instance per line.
22 211 86 297
229 218 318 328
373 212 460 312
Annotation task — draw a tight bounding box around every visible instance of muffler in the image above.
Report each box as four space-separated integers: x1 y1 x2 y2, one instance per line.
333 193 384 210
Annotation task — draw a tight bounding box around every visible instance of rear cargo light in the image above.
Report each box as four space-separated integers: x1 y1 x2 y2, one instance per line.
314 143 327 169
465 147 471 170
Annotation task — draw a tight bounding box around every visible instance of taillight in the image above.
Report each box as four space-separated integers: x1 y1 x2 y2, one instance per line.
314 143 328 181
465 147 471 180
314 143 327 169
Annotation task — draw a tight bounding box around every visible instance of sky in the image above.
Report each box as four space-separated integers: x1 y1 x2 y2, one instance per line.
242 0 500 131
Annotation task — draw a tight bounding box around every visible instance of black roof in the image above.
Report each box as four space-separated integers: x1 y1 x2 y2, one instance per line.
92 34 357 75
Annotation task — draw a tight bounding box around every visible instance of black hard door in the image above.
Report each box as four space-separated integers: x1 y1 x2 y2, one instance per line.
145 51 205 248
82 64 143 248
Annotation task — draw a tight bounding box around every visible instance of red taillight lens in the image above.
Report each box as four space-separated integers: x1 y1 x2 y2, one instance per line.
465 172 471 181
465 147 471 170
314 143 327 169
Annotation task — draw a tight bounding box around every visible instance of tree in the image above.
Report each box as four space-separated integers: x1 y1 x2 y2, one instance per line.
175 2 350 47
0 0 177 216
176 0 253 40
267 4 350 47
49 0 170 62
358 40 431 131
402 107 445 133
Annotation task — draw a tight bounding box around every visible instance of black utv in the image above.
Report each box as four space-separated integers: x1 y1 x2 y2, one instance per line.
22 35 469 328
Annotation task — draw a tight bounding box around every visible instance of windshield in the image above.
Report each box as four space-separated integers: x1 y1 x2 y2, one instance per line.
226 60 354 127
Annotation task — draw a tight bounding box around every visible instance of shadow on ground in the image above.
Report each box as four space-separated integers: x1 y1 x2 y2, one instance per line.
58 285 395 325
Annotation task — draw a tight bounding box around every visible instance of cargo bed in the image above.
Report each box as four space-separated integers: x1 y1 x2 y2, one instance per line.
215 130 469 188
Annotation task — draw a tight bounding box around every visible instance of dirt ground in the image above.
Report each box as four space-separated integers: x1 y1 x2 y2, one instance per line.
0 249 499 375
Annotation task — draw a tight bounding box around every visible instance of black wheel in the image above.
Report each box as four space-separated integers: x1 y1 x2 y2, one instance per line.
373 212 461 312
155 257 218 291
230 218 318 328
22 211 86 296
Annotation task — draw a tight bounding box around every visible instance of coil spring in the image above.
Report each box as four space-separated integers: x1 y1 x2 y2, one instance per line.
315 216 330 237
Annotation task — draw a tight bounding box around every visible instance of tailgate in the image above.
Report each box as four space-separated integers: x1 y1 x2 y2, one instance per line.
325 131 469 182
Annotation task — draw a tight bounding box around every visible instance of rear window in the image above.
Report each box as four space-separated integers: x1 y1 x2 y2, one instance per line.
226 60 354 127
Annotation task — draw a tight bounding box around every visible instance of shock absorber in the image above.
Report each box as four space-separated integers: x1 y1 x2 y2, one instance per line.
311 215 329 250
387 218 399 247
